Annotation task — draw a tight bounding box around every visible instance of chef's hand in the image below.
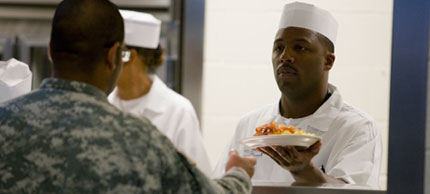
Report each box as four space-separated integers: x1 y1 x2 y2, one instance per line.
258 141 347 184
225 149 257 178
257 141 321 173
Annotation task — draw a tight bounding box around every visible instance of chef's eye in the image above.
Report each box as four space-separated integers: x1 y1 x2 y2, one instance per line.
274 45 284 52
294 45 308 52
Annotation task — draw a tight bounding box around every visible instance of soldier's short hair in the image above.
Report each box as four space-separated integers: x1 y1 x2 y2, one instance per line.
50 0 124 74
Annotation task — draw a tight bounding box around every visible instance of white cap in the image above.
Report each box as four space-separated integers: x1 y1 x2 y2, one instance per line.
120 10 161 49
0 58 32 103
279 2 338 44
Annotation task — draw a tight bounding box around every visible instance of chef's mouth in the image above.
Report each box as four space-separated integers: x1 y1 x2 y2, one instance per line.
277 65 298 76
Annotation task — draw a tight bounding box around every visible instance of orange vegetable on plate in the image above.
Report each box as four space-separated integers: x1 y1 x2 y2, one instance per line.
254 121 315 136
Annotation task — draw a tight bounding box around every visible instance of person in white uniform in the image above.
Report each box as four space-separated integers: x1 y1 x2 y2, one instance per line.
108 10 212 176
0 58 32 103
214 2 382 188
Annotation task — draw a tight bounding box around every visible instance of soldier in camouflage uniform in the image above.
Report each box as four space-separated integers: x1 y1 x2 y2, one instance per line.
0 0 256 193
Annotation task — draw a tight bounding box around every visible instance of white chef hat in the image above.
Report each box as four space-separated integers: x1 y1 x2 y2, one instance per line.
120 10 161 49
279 2 338 44
0 58 32 103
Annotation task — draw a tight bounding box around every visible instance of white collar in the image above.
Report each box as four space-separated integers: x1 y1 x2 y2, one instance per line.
137 75 167 114
272 84 343 132
307 84 342 132
112 75 168 115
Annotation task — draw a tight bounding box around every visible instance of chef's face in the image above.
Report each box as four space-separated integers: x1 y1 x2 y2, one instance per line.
272 27 333 97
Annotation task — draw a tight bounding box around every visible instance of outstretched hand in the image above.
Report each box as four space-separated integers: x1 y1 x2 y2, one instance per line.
225 149 257 178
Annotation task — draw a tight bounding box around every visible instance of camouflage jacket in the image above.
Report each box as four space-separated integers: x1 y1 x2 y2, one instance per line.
0 78 252 194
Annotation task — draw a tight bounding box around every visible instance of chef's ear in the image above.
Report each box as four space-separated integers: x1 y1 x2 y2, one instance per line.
324 53 335 71
127 48 139 64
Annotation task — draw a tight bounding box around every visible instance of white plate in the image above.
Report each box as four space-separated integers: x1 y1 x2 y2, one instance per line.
239 134 321 149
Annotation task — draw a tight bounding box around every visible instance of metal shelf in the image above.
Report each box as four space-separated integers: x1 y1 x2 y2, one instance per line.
112 0 169 8
0 0 170 20
0 0 169 8
0 6 54 20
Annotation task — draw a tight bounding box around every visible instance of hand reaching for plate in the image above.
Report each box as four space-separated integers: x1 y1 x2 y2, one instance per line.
257 140 321 173
225 149 257 178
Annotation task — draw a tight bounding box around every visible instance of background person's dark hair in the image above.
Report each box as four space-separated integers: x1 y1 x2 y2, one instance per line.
50 0 124 75
128 44 165 72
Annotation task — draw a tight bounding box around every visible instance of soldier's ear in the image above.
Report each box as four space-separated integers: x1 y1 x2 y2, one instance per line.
107 42 121 70
48 42 53 64
48 42 55 75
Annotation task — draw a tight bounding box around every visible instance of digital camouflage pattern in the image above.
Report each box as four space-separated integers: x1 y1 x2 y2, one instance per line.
0 78 251 194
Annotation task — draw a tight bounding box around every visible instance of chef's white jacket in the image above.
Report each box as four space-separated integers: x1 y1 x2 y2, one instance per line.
109 75 212 176
213 84 382 188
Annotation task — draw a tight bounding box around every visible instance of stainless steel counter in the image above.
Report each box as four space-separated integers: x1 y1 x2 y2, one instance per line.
252 182 385 194
252 186 385 194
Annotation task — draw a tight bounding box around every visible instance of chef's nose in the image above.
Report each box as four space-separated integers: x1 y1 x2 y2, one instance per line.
280 49 294 64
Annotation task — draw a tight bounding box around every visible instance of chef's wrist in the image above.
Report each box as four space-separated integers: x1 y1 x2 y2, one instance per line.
290 163 325 183
289 162 314 174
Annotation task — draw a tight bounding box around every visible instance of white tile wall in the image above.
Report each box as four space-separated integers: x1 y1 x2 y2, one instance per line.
202 63 279 116
202 0 392 190
204 12 278 64
330 65 391 121
207 0 392 13
201 115 241 170
334 12 393 68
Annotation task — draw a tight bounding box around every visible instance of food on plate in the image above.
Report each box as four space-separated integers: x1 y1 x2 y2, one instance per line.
253 121 315 136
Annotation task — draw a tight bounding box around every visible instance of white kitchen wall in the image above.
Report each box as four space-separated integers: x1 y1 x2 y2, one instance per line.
202 0 392 189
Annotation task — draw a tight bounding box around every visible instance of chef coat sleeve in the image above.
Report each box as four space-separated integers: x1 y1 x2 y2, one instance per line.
174 103 213 176
325 119 382 188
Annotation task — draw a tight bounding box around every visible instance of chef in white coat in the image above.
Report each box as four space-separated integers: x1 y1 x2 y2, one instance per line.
214 2 382 188
108 10 212 175
0 58 32 103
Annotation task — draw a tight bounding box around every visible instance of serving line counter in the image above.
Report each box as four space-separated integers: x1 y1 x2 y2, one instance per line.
252 182 385 194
